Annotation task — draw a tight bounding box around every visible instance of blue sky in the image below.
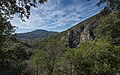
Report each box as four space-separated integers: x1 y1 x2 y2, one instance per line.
11 0 105 33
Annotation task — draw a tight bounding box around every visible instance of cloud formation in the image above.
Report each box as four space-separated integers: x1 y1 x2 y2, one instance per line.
11 0 105 33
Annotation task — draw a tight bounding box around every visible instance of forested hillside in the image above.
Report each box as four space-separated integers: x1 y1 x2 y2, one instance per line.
0 0 120 75
26 11 120 75
16 29 58 40
0 10 120 75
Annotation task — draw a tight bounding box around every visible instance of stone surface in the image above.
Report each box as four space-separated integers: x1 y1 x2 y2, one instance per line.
68 25 95 48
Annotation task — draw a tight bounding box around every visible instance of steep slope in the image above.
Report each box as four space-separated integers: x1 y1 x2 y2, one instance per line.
16 29 58 40
28 12 120 75
54 13 101 48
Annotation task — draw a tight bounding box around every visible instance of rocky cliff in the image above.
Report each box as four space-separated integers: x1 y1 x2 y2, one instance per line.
68 24 96 48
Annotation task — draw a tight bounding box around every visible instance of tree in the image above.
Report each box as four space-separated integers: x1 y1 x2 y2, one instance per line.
0 0 47 52
0 16 15 70
97 0 120 10
0 0 119 20
0 0 47 20
97 0 120 16
55 39 120 75
95 12 120 45
0 0 47 69
30 38 66 75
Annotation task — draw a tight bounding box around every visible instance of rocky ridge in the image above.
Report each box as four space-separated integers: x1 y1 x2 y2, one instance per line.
68 24 96 48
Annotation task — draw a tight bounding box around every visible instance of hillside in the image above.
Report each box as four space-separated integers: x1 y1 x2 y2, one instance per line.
27 11 120 75
16 29 58 40
1 10 120 75
1 0 120 75
53 13 101 47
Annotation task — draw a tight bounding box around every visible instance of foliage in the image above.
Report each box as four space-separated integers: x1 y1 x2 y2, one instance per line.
0 37 32 75
55 39 120 75
97 0 120 11
0 16 14 46
0 0 47 20
0 0 120 75
16 29 57 40
29 38 66 75
95 13 120 45
25 4 120 75
0 16 15 74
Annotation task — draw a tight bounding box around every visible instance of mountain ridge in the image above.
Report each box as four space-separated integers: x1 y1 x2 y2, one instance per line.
16 29 58 40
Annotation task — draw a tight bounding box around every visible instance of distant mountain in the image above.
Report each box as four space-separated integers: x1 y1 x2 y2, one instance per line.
16 29 58 39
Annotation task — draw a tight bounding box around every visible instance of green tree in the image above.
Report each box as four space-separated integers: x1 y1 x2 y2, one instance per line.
0 0 47 19
0 38 31 75
0 0 47 55
95 13 120 45
97 0 120 17
0 16 15 72
97 0 120 10
30 38 66 75
55 39 120 75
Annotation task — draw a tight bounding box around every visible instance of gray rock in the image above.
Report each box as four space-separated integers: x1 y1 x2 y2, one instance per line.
68 25 95 48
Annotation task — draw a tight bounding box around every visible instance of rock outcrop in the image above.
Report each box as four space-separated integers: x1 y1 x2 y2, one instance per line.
68 25 95 48
80 25 94 43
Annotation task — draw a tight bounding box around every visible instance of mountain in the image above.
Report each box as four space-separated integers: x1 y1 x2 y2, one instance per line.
2 9 120 75
28 12 120 75
16 29 58 39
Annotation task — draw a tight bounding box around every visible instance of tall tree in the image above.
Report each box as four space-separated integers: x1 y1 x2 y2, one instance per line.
0 0 47 64
0 0 47 51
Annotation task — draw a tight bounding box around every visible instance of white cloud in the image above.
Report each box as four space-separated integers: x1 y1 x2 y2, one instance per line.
10 0 104 33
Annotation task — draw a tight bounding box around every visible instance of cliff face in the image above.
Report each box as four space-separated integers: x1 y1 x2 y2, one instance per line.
58 14 101 48
68 24 96 48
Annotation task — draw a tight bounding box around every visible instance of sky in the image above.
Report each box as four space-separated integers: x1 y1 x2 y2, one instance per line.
11 0 105 33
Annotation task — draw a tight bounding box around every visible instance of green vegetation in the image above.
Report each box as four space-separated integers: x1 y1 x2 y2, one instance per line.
16 29 58 40
55 39 120 75
0 0 47 20
29 37 66 75
95 13 120 45
26 9 120 75
0 0 120 75
11 10 119 75
0 37 32 75
0 12 120 75
1 9 120 75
